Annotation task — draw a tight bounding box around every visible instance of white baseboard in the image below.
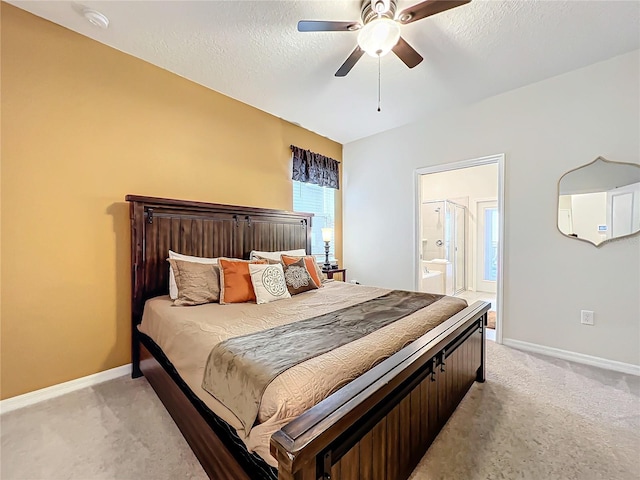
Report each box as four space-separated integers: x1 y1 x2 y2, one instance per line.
502 339 640 376
0 364 132 415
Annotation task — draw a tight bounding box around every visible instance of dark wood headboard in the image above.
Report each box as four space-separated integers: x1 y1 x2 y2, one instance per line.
126 195 313 328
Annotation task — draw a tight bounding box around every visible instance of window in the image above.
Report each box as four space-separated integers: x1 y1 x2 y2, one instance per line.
293 180 335 261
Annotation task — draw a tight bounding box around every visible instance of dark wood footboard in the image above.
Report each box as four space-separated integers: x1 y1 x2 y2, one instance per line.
271 300 489 480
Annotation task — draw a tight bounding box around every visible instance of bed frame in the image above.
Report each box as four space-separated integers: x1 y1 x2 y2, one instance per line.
127 195 489 480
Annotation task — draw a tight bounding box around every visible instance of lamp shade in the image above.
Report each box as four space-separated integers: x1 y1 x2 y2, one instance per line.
321 228 333 242
357 18 401 57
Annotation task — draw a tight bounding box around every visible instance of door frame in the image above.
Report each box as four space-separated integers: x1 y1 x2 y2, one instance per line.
414 154 506 344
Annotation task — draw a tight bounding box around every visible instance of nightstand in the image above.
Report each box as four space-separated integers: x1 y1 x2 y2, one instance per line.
322 268 346 282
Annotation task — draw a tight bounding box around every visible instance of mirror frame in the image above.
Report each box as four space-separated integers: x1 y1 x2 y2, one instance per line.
557 156 640 247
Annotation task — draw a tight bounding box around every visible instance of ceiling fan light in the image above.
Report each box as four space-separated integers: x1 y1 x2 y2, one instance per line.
357 18 401 57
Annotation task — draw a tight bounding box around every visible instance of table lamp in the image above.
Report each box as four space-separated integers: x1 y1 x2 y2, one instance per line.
321 228 332 269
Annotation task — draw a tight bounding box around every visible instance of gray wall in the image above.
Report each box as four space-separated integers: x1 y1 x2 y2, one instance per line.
343 51 640 366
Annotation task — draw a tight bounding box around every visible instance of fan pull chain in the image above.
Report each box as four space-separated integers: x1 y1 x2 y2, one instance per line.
377 54 381 112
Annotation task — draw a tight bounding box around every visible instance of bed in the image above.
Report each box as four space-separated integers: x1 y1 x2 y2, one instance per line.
127 195 489 480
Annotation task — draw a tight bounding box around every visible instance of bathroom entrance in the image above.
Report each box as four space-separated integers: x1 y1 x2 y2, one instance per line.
416 155 504 343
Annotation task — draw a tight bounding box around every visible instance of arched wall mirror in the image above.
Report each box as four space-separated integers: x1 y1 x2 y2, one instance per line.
557 157 640 247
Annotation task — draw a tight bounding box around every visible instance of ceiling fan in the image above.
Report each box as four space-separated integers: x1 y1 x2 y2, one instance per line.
298 0 471 77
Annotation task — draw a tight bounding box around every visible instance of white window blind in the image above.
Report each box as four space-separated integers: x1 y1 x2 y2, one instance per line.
293 180 335 260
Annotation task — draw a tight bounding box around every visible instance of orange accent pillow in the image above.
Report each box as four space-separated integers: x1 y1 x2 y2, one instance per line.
218 258 267 304
281 255 323 288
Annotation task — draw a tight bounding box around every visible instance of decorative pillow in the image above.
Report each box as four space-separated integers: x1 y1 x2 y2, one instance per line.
281 255 324 288
218 258 268 304
249 249 306 262
168 250 218 300
250 255 282 265
283 258 319 295
168 259 220 306
248 263 291 304
314 262 328 283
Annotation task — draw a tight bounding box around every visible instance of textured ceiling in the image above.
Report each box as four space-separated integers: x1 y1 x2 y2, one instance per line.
9 0 640 144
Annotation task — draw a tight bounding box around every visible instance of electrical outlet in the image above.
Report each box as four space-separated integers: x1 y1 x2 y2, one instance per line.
581 310 594 325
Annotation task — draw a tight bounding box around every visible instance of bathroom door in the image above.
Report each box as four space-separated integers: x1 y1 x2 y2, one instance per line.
477 200 498 293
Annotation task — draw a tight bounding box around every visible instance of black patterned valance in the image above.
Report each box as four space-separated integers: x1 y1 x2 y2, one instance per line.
291 145 340 189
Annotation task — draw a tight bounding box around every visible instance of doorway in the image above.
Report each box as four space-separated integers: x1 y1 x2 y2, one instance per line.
415 155 505 343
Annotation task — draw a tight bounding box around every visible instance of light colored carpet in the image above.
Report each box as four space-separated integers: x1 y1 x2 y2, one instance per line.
2 341 639 480
409 342 640 480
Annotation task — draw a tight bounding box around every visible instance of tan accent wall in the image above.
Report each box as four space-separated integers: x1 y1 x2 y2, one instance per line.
0 4 342 399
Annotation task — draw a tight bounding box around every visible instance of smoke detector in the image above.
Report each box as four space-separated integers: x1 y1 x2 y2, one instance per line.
82 8 109 29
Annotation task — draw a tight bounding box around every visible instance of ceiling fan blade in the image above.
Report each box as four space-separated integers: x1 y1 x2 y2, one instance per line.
335 46 365 77
398 0 471 24
298 20 360 32
392 37 424 68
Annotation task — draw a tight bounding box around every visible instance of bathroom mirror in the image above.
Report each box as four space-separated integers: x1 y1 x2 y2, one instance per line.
557 157 640 246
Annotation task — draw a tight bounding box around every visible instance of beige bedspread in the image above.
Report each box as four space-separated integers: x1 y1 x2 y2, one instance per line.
139 281 467 467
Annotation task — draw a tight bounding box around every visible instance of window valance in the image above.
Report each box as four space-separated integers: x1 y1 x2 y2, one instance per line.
291 145 340 189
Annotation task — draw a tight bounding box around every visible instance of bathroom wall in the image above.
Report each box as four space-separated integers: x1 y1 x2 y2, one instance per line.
420 201 446 261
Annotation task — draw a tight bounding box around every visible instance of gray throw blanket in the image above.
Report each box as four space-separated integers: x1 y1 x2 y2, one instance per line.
202 290 444 430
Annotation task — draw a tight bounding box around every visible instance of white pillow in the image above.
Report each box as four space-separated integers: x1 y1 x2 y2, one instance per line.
249 263 291 304
168 250 218 299
249 249 306 262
